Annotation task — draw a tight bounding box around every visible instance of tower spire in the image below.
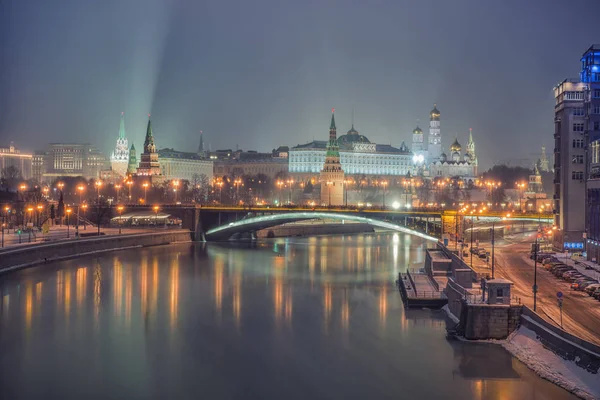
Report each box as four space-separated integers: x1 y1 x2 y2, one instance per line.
198 130 205 154
119 112 126 139
351 107 355 129
143 114 155 153
330 108 336 130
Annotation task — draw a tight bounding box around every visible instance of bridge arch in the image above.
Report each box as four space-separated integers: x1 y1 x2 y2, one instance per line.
204 211 439 242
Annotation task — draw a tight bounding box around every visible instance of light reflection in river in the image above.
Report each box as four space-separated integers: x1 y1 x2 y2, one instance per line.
0 233 578 400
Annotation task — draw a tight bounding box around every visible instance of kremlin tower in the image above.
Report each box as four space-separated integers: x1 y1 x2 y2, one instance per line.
136 116 161 176
320 109 345 206
110 112 129 177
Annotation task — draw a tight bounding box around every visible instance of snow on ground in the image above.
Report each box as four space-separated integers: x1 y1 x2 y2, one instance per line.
503 326 600 400
441 304 459 324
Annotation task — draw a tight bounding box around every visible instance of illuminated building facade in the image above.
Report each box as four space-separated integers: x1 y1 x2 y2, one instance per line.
427 131 477 181
553 78 586 250
428 104 442 161
34 143 109 182
582 45 600 260
0 143 32 180
158 148 214 182
110 112 129 178
289 123 412 179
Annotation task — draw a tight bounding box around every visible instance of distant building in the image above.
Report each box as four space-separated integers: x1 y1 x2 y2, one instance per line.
110 112 129 178
553 78 586 251
35 143 109 182
136 117 161 177
0 143 32 180
158 148 213 182
539 145 550 172
289 121 412 179
214 157 288 179
428 104 442 161
427 132 477 181
319 110 344 206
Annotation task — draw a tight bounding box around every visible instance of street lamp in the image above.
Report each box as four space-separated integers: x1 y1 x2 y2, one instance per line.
533 206 545 312
344 178 353 207
142 182 149 204
381 180 388 209
153 205 160 228
81 204 88 230
126 180 133 203
172 180 180 203
95 180 103 236
66 208 72 238
115 184 122 203
1 206 10 248
36 204 44 228
77 185 85 234
117 205 124 234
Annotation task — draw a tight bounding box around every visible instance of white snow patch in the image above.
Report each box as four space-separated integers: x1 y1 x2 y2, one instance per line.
503 325 600 400
441 304 460 324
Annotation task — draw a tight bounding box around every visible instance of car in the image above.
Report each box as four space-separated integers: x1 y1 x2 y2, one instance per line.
470 247 479 254
554 268 574 277
593 289 600 300
579 281 598 290
551 265 572 274
545 262 565 271
563 272 584 282
478 249 488 259
585 284 600 295
571 279 596 290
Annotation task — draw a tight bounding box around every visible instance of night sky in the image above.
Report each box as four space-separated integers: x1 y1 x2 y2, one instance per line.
2 0 600 170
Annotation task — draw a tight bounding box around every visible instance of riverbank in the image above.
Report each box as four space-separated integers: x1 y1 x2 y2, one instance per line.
257 222 374 238
0 230 191 274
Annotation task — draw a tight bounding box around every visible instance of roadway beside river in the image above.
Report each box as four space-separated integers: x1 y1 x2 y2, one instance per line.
477 233 600 346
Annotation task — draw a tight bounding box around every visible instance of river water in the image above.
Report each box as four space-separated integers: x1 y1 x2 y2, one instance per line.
0 233 576 400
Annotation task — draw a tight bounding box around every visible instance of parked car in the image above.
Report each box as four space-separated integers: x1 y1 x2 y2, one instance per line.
553 267 574 277
478 249 488 258
579 281 599 291
571 279 596 290
545 262 565 271
593 289 600 300
470 247 479 254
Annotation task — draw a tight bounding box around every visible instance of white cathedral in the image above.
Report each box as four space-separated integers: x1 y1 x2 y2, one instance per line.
412 105 478 181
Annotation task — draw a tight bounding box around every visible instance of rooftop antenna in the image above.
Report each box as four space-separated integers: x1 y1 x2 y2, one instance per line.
352 107 355 128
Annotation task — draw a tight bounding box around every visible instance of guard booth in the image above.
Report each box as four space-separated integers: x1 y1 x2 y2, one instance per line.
485 279 513 304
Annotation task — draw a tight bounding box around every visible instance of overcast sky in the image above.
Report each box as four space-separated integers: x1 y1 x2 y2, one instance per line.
1 0 600 170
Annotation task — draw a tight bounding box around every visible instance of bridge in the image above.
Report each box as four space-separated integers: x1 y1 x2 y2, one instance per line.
104 205 554 242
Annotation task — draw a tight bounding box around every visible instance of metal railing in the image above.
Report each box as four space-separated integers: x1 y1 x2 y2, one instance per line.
410 290 445 299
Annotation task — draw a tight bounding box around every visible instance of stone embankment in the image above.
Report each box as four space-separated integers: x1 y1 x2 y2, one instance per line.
0 230 192 274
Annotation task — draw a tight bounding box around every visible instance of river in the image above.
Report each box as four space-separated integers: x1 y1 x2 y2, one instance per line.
0 232 577 399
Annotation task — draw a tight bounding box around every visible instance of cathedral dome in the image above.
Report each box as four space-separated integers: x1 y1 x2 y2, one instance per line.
440 152 447 162
413 126 423 134
450 137 462 152
430 104 440 121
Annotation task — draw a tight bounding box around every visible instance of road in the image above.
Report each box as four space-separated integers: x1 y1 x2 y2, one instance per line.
0 226 155 250
489 232 600 345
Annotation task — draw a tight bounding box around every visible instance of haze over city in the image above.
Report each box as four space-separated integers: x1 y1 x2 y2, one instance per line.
1 0 600 169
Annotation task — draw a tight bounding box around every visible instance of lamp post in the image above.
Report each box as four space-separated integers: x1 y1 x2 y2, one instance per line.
81 204 88 230
1 206 9 248
470 210 475 268
126 180 133 203
142 182 149 204
66 208 72 238
532 206 545 312
153 205 160 229
172 180 179 203
36 204 43 228
95 180 103 236
117 205 124 234
344 178 353 207
77 185 85 234
115 184 122 203
286 178 294 204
